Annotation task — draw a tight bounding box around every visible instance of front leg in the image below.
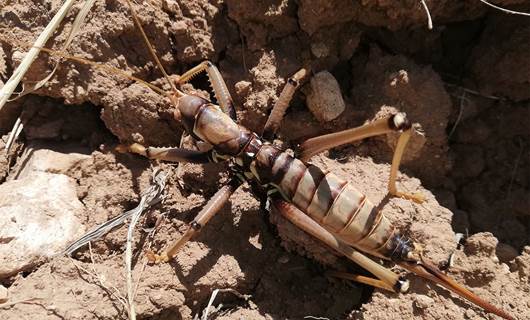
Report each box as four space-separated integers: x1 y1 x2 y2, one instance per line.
176 61 237 120
262 68 308 139
117 143 213 163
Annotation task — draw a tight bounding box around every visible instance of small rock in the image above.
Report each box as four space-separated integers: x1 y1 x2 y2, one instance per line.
414 294 434 309
310 42 329 58
464 232 498 258
496 242 519 263
0 172 85 279
162 0 182 15
234 80 252 96
15 147 90 179
306 71 345 122
0 284 8 303
465 308 476 318
515 247 530 278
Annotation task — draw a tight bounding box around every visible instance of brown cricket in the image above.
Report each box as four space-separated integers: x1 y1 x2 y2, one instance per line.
112 2 514 319
117 62 513 320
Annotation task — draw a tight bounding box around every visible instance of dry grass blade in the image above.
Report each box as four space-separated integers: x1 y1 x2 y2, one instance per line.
5 116 23 154
0 0 77 113
201 289 220 320
420 0 433 30
125 198 144 320
64 169 168 256
15 0 98 99
125 168 168 320
2 0 99 152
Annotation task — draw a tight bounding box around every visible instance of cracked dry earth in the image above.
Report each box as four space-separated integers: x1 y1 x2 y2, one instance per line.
0 1 529 319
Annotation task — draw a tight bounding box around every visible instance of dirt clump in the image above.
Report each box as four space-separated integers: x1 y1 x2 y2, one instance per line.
469 15 530 101
350 48 452 187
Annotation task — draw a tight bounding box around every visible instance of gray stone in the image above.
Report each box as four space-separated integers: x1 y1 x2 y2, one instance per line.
414 294 434 309
306 71 345 122
0 171 85 278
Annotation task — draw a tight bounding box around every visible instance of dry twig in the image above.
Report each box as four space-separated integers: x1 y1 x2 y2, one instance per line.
478 0 530 16
2 0 98 153
125 168 167 320
69 253 128 310
63 169 168 255
448 90 467 139
419 0 433 30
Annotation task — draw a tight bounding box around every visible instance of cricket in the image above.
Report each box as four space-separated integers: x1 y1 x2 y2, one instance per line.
0 1 527 319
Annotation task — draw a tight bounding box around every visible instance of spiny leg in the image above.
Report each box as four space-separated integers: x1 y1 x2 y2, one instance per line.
297 113 424 203
149 181 240 263
261 68 308 139
175 61 236 120
272 199 408 293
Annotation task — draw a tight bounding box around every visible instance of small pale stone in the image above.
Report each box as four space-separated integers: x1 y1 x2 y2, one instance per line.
310 42 329 58
414 294 434 309
0 284 8 303
16 146 90 179
234 80 252 96
465 308 476 318
306 71 345 122
0 172 85 278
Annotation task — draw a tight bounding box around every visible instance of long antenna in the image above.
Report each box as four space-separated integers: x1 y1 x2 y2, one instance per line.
124 0 178 94
37 47 166 95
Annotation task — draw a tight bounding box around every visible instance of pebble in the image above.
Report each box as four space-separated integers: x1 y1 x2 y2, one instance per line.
414 294 434 309
234 80 252 96
0 284 8 303
306 71 345 122
0 171 85 278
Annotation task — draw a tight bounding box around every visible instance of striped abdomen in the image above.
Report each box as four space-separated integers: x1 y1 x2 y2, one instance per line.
251 145 399 259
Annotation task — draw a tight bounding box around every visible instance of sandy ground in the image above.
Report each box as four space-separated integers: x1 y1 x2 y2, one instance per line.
0 1 529 319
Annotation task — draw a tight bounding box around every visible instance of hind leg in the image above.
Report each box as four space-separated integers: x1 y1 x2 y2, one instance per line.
272 199 409 293
297 113 424 203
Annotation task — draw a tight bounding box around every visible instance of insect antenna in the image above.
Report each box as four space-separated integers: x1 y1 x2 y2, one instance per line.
124 0 180 96
35 47 167 95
